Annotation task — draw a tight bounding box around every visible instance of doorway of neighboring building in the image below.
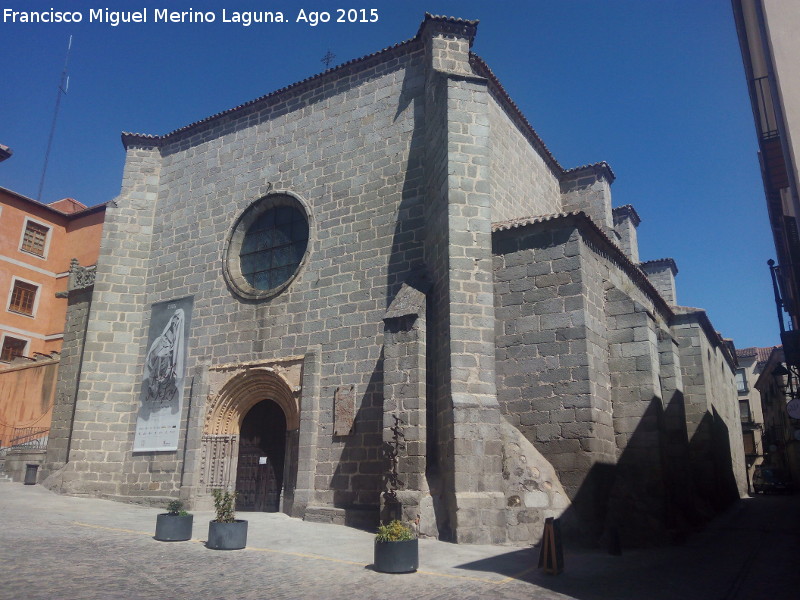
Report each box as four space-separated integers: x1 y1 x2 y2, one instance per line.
235 399 287 512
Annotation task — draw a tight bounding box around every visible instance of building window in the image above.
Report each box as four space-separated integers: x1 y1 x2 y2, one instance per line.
735 368 748 393
8 280 38 316
223 193 312 300
240 205 308 291
743 430 756 456
0 336 27 362
20 220 50 257
740 400 752 423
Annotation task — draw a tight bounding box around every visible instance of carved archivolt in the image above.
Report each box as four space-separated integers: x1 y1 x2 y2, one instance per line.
205 358 302 435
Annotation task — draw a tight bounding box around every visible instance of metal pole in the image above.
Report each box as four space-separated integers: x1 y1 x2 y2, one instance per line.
768 259 786 334
37 35 72 201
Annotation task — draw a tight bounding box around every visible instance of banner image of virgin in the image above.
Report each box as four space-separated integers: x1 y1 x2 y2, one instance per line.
133 297 193 452
143 308 185 409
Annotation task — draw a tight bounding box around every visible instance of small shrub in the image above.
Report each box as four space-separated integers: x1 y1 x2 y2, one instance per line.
375 520 415 542
212 489 237 523
166 499 185 516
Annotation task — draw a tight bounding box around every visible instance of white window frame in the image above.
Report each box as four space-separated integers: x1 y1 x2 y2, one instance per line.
6 276 41 318
18 216 52 260
0 332 30 362
735 368 748 393
739 399 752 422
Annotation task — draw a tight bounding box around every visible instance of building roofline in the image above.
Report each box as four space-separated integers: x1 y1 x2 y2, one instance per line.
468 53 564 176
640 257 678 276
120 11 584 187
0 186 107 220
563 161 616 184
470 54 615 182
737 345 781 365
493 211 582 233
417 12 479 42
612 204 641 227
672 305 738 370
121 14 485 150
121 16 472 149
754 346 785 390
492 211 674 321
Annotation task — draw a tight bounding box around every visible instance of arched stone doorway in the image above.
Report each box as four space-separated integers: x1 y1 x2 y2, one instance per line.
236 400 286 512
200 361 302 514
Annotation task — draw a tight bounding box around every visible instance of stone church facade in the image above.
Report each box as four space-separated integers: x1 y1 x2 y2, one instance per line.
42 15 746 546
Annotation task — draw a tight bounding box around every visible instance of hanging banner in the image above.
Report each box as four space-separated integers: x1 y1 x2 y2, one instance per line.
133 296 193 452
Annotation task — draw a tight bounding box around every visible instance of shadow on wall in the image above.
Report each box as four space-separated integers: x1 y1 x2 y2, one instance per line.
327 59 430 532
432 400 758 600
328 350 385 530
556 394 742 550
698 407 741 512
296 59 430 533
382 58 457 540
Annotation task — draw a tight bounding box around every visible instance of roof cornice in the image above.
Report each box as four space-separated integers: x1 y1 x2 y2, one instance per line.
563 161 616 184
0 186 106 219
640 257 678 276
672 306 738 371
612 204 641 227
492 211 674 321
122 20 440 150
417 13 479 45
469 54 564 176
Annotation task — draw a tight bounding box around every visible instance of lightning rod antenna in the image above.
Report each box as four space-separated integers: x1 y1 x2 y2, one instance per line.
37 34 72 202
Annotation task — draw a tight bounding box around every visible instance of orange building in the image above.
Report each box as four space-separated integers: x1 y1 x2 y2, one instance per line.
0 186 104 454
0 186 105 362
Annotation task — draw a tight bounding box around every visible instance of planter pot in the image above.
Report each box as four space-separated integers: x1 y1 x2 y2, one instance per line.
374 538 418 573
207 520 248 550
154 514 193 542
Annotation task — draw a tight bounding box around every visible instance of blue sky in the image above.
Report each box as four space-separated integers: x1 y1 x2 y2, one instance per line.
0 0 779 349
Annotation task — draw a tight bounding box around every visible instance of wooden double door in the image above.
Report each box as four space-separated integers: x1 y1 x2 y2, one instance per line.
235 400 286 512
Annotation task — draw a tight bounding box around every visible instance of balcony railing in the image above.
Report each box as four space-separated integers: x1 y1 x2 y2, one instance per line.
0 427 49 455
753 76 779 140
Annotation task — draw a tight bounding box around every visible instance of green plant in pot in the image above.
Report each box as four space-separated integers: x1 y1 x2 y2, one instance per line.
373 520 418 573
154 499 193 542
207 489 248 550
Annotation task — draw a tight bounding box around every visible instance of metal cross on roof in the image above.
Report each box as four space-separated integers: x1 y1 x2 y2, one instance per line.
321 50 336 69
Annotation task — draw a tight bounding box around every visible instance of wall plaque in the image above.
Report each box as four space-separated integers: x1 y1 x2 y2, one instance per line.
334 384 355 436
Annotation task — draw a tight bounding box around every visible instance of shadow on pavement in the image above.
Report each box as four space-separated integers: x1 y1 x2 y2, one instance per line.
453 493 800 600
452 547 536 579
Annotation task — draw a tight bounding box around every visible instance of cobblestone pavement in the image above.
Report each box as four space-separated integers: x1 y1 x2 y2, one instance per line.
1 483 798 599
